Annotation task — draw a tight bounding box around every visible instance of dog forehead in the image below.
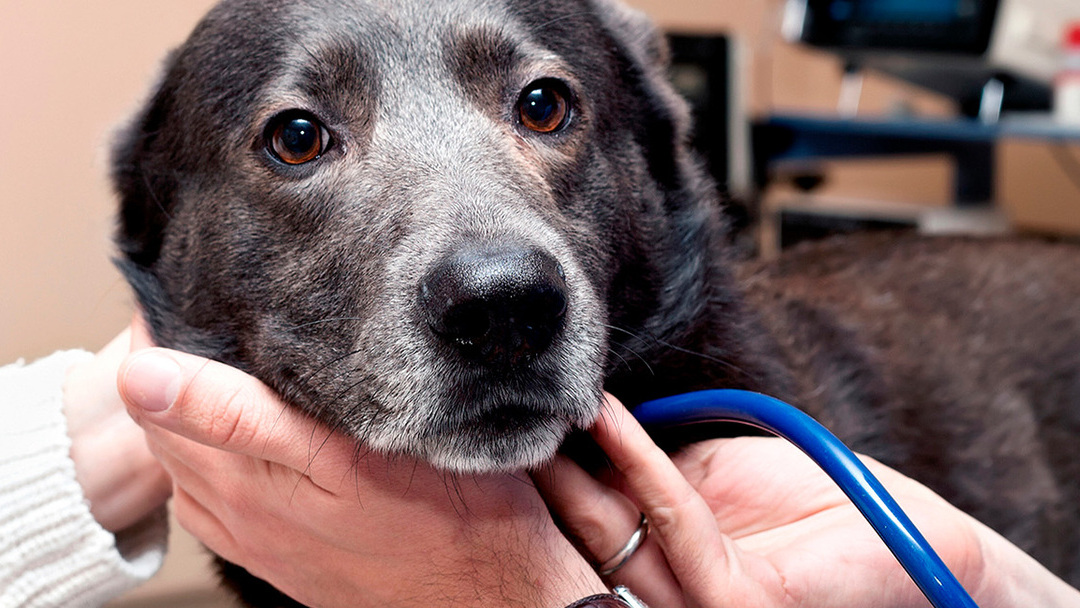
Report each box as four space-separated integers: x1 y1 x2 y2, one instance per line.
182 0 609 139
195 0 601 81
162 0 616 170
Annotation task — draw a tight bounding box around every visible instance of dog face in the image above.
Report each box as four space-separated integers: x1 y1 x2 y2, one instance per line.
114 0 716 471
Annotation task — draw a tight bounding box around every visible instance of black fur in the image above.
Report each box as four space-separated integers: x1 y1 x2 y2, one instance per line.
113 0 1080 604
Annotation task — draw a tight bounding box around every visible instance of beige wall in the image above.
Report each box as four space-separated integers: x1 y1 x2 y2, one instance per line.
0 0 1076 604
0 1 218 363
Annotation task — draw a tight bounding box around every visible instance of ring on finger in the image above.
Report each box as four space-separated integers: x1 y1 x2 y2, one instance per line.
597 513 649 576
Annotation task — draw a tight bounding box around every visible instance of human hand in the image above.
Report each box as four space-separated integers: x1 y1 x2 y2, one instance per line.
63 323 171 533
116 344 607 607
535 393 1080 608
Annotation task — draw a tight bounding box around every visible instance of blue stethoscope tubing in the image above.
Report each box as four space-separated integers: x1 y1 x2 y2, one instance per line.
633 389 979 608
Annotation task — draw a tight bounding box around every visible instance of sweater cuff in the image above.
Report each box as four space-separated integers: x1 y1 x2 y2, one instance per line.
0 350 168 607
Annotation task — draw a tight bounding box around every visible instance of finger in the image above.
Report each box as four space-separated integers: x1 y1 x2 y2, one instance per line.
533 454 643 562
145 421 342 524
128 313 155 351
533 455 685 608
594 393 773 606
73 413 172 532
118 348 358 481
170 480 317 604
143 427 244 513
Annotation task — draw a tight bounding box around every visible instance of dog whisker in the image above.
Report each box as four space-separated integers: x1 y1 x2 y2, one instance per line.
137 167 174 221
657 338 751 377
285 420 342 506
504 470 535 489
605 322 751 378
441 472 470 521
532 10 594 30
605 347 634 372
295 347 365 393
602 324 656 376
346 442 371 508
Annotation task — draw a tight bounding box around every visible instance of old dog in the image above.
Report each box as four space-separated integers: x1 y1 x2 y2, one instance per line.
113 0 1080 604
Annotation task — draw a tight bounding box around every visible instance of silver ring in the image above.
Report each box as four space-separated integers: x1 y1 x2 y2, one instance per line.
597 513 649 576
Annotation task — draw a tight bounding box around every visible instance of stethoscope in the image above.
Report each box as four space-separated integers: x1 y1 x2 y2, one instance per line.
635 390 980 608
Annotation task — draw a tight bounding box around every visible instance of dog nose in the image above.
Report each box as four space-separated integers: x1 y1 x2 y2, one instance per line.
419 244 568 366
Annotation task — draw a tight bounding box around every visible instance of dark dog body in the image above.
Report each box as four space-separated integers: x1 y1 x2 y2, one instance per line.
113 0 1080 604
742 234 1080 584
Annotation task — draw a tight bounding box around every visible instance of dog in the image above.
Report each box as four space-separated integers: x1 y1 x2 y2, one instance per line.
112 0 1080 604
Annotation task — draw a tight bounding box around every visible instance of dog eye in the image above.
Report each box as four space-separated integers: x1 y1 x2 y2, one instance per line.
517 80 570 134
267 112 331 165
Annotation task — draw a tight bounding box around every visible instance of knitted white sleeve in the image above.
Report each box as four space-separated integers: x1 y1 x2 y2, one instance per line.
0 351 167 608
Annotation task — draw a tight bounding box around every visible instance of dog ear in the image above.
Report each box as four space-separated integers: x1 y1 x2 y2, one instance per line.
110 54 198 347
111 53 181 271
588 0 697 194
590 0 672 71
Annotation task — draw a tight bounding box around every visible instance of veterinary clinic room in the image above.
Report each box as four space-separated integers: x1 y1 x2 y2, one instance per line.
3 0 1080 606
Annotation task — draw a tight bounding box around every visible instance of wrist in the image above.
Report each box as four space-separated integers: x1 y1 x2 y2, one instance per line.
369 476 608 608
471 501 608 607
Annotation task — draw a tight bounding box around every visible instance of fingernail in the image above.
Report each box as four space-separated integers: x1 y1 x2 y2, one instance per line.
123 351 181 412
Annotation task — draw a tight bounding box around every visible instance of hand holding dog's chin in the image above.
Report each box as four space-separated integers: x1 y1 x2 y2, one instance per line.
117 339 606 608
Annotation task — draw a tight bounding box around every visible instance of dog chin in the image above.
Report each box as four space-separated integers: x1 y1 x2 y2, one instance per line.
419 414 578 473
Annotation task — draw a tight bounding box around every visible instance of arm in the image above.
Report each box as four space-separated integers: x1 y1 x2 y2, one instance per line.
0 333 168 608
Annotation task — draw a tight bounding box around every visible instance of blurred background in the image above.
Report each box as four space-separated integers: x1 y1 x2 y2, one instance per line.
1 0 1077 605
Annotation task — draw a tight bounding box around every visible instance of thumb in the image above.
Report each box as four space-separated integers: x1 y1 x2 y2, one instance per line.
117 348 354 476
